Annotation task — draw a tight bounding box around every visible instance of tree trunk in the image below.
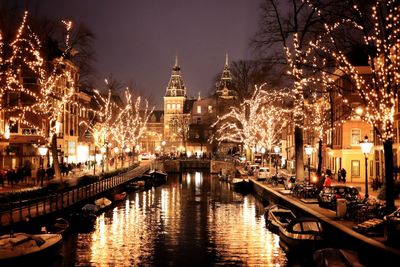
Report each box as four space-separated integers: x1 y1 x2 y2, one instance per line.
317 139 323 175
51 133 61 180
383 139 395 213
295 126 304 180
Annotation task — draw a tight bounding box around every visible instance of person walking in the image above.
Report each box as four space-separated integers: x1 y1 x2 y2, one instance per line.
337 168 342 182
341 168 347 183
323 169 332 187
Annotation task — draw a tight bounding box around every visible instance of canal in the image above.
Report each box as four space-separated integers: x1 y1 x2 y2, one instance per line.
59 171 288 266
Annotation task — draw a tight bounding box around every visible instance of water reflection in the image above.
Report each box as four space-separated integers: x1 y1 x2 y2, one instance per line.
63 171 287 266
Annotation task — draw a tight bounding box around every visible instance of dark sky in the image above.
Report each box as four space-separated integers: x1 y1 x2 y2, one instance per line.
23 0 263 109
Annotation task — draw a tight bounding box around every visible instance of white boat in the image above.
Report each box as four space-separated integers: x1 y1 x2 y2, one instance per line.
264 204 296 234
94 197 112 209
279 217 324 254
0 233 62 262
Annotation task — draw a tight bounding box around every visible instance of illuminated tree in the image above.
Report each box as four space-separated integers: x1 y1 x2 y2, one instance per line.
1 12 77 180
169 115 191 154
307 0 400 211
211 85 290 158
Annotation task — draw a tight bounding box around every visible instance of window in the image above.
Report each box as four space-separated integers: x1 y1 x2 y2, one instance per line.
167 104 171 110
351 160 360 177
172 104 176 109
68 141 76 154
208 105 213 113
177 103 181 109
351 129 361 145
197 105 201 114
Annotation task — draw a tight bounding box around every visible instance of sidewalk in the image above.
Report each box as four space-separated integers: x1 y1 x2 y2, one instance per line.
0 161 145 195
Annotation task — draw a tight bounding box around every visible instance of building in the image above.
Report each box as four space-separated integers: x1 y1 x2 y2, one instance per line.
325 67 373 182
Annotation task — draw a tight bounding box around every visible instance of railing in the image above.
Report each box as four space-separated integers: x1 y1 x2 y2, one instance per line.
0 166 148 228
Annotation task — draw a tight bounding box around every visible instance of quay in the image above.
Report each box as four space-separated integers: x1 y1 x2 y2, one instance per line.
250 177 400 265
0 162 151 231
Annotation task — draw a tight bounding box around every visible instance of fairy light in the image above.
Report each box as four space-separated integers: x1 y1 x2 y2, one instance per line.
306 0 400 142
1 11 77 141
211 84 291 149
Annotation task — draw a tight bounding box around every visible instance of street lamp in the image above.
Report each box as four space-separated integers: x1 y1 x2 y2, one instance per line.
38 146 48 187
274 145 280 176
100 146 106 173
305 145 313 184
261 147 266 166
360 136 373 199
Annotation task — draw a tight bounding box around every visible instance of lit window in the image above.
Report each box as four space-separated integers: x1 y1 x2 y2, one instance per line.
351 129 361 145
197 105 201 114
177 103 181 109
172 104 176 109
208 106 213 113
167 104 171 110
351 160 360 177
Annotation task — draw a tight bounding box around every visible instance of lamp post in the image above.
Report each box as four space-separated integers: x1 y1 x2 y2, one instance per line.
274 146 280 176
305 145 313 185
38 146 48 187
100 146 106 173
261 147 266 166
360 136 373 199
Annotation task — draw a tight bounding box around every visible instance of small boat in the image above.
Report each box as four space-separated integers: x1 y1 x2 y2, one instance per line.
126 181 140 191
69 204 98 232
94 197 112 209
0 233 62 262
313 248 365 267
231 178 251 193
264 204 296 234
149 170 168 185
136 174 153 189
279 217 324 254
113 192 127 202
46 218 69 235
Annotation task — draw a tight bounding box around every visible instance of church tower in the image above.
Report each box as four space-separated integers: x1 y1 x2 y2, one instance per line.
163 56 187 152
216 53 237 99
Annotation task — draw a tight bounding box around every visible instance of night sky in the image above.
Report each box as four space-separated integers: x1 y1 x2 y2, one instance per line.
16 0 263 109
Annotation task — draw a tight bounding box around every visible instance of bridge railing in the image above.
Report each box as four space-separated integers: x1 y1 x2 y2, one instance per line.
0 166 148 228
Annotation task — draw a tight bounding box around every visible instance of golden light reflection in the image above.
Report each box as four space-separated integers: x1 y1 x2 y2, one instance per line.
73 173 286 266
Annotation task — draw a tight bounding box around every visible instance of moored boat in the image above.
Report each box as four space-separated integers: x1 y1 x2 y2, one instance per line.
264 204 296 234
46 218 69 235
279 217 324 254
0 232 62 263
69 204 98 232
149 170 168 185
94 197 112 209
113 191 127 202
231 178 251 193
313 248 365 267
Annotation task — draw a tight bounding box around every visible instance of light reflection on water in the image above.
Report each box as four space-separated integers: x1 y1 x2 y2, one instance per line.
63 171 287 266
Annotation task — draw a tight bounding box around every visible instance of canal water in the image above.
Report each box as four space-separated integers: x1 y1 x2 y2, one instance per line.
60 171 288 266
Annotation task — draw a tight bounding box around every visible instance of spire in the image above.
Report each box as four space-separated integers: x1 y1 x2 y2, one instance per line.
216 53 236 99
175 54 178 67
165 55 186 97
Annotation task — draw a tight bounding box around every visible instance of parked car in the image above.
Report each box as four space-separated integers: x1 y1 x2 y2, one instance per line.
256 167 270 181
139 153 151 160
317 185 360 210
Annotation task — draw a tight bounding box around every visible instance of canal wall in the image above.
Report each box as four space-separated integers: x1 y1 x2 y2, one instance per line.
251 179 400 265
0 165 150 232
